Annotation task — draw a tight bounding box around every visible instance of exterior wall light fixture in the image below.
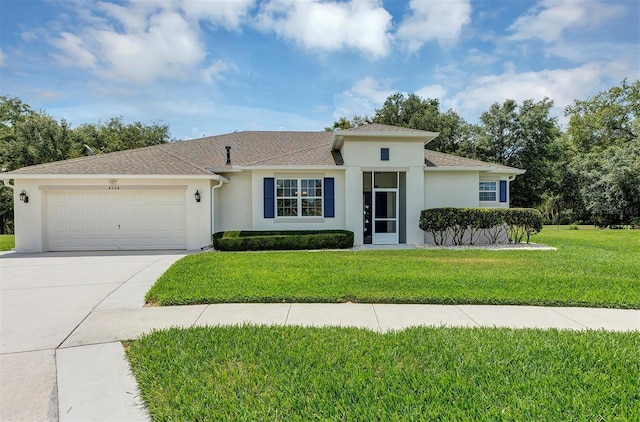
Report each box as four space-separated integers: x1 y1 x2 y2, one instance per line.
195 190 201 203
19 190 29 203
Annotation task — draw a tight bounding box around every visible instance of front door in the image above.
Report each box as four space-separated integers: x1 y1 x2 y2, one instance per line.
373 189 398 244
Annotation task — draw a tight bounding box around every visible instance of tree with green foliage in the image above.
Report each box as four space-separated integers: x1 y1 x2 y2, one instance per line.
74 117 171 154
324 115 370 131
565 79 639 153
570 142 640 226
560 80 640 225
465 98 560 208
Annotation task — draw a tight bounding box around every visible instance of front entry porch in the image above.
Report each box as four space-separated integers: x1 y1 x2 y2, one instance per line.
363 171 406 245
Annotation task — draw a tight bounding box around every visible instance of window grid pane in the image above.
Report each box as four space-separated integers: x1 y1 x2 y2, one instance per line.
302 198 322 216
479 182 497 191
277 199 298 216
276 178 322 217
479 192 497 201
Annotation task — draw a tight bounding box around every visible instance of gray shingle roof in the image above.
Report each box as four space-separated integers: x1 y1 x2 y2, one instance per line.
5 144 214 175
425 149 522 172
6 131 336 175
3 127 522 176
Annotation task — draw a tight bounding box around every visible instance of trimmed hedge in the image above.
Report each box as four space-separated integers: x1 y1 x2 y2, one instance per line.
419 208 543 246
213 230 354 251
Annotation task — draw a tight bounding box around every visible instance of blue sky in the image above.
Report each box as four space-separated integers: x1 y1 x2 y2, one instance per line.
1 0 638 140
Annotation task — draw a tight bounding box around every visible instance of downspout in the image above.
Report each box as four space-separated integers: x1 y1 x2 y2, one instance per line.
507 175 517 208
200 177 226 250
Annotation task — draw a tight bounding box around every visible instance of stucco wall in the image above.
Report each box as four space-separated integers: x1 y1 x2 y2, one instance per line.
340 137 425 168
215 172 252 232
13 180 43 253
12 177 212 252
424 171 480 209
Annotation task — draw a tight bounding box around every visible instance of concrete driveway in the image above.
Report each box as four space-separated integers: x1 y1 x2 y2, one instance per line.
0 250 187 421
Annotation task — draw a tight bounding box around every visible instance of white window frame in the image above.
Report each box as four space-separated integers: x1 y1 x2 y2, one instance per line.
479 181 498 202
276 178 323 218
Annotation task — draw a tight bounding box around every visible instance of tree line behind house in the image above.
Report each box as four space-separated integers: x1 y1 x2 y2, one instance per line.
327 79 639 229
1 79 638 233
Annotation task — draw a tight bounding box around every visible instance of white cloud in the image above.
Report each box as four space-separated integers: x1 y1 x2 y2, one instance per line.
508 0 625 43
396 0 471 52
201 60 238 83
450 63 612 124
333 77 396 118
45 2 242 84
96 1 149 32
415 84 447 101
180 0 255 30
0 49 5 67
49 32 97 68
256 0 392 58
92 10 205 83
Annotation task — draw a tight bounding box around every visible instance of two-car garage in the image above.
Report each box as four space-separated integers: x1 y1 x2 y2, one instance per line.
46 190 187 251
5 140 227 253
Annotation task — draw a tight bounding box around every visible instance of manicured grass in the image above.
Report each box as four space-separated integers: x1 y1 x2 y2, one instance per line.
146 229 640 308
0 235 14 251
126 326 640 420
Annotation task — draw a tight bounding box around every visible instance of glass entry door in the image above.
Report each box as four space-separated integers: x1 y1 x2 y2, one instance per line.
373 189 398 244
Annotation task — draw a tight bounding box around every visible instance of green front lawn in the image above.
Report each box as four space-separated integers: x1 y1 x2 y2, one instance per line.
0 235 14 251
146 229 640 308
126 326 640 420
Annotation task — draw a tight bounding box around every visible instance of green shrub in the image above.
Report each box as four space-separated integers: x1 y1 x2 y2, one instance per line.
213 230 354 251
419 208 543 245
569 223 580 230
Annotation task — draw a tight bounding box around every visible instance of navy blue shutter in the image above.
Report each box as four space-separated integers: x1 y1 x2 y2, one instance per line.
499 180 507 203
264 178 275 218
324 177 335 218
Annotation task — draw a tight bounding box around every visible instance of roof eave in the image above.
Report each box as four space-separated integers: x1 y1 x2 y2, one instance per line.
233 165 343 171
2 173 228 180
424 166 526 174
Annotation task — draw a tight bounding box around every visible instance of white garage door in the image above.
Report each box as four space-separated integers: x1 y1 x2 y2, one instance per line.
48 191 187 251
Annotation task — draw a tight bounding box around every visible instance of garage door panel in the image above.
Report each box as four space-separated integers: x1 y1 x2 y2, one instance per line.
48 191 187 251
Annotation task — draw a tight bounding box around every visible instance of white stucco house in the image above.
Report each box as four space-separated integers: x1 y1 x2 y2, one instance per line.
2 124 524 253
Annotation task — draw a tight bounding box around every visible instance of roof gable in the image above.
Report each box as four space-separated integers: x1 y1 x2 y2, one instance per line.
331 123 440 150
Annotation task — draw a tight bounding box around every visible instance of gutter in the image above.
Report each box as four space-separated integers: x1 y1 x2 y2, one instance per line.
200 176 229 250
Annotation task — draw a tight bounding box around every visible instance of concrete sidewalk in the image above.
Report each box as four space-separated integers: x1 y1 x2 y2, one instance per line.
61 303 640 349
